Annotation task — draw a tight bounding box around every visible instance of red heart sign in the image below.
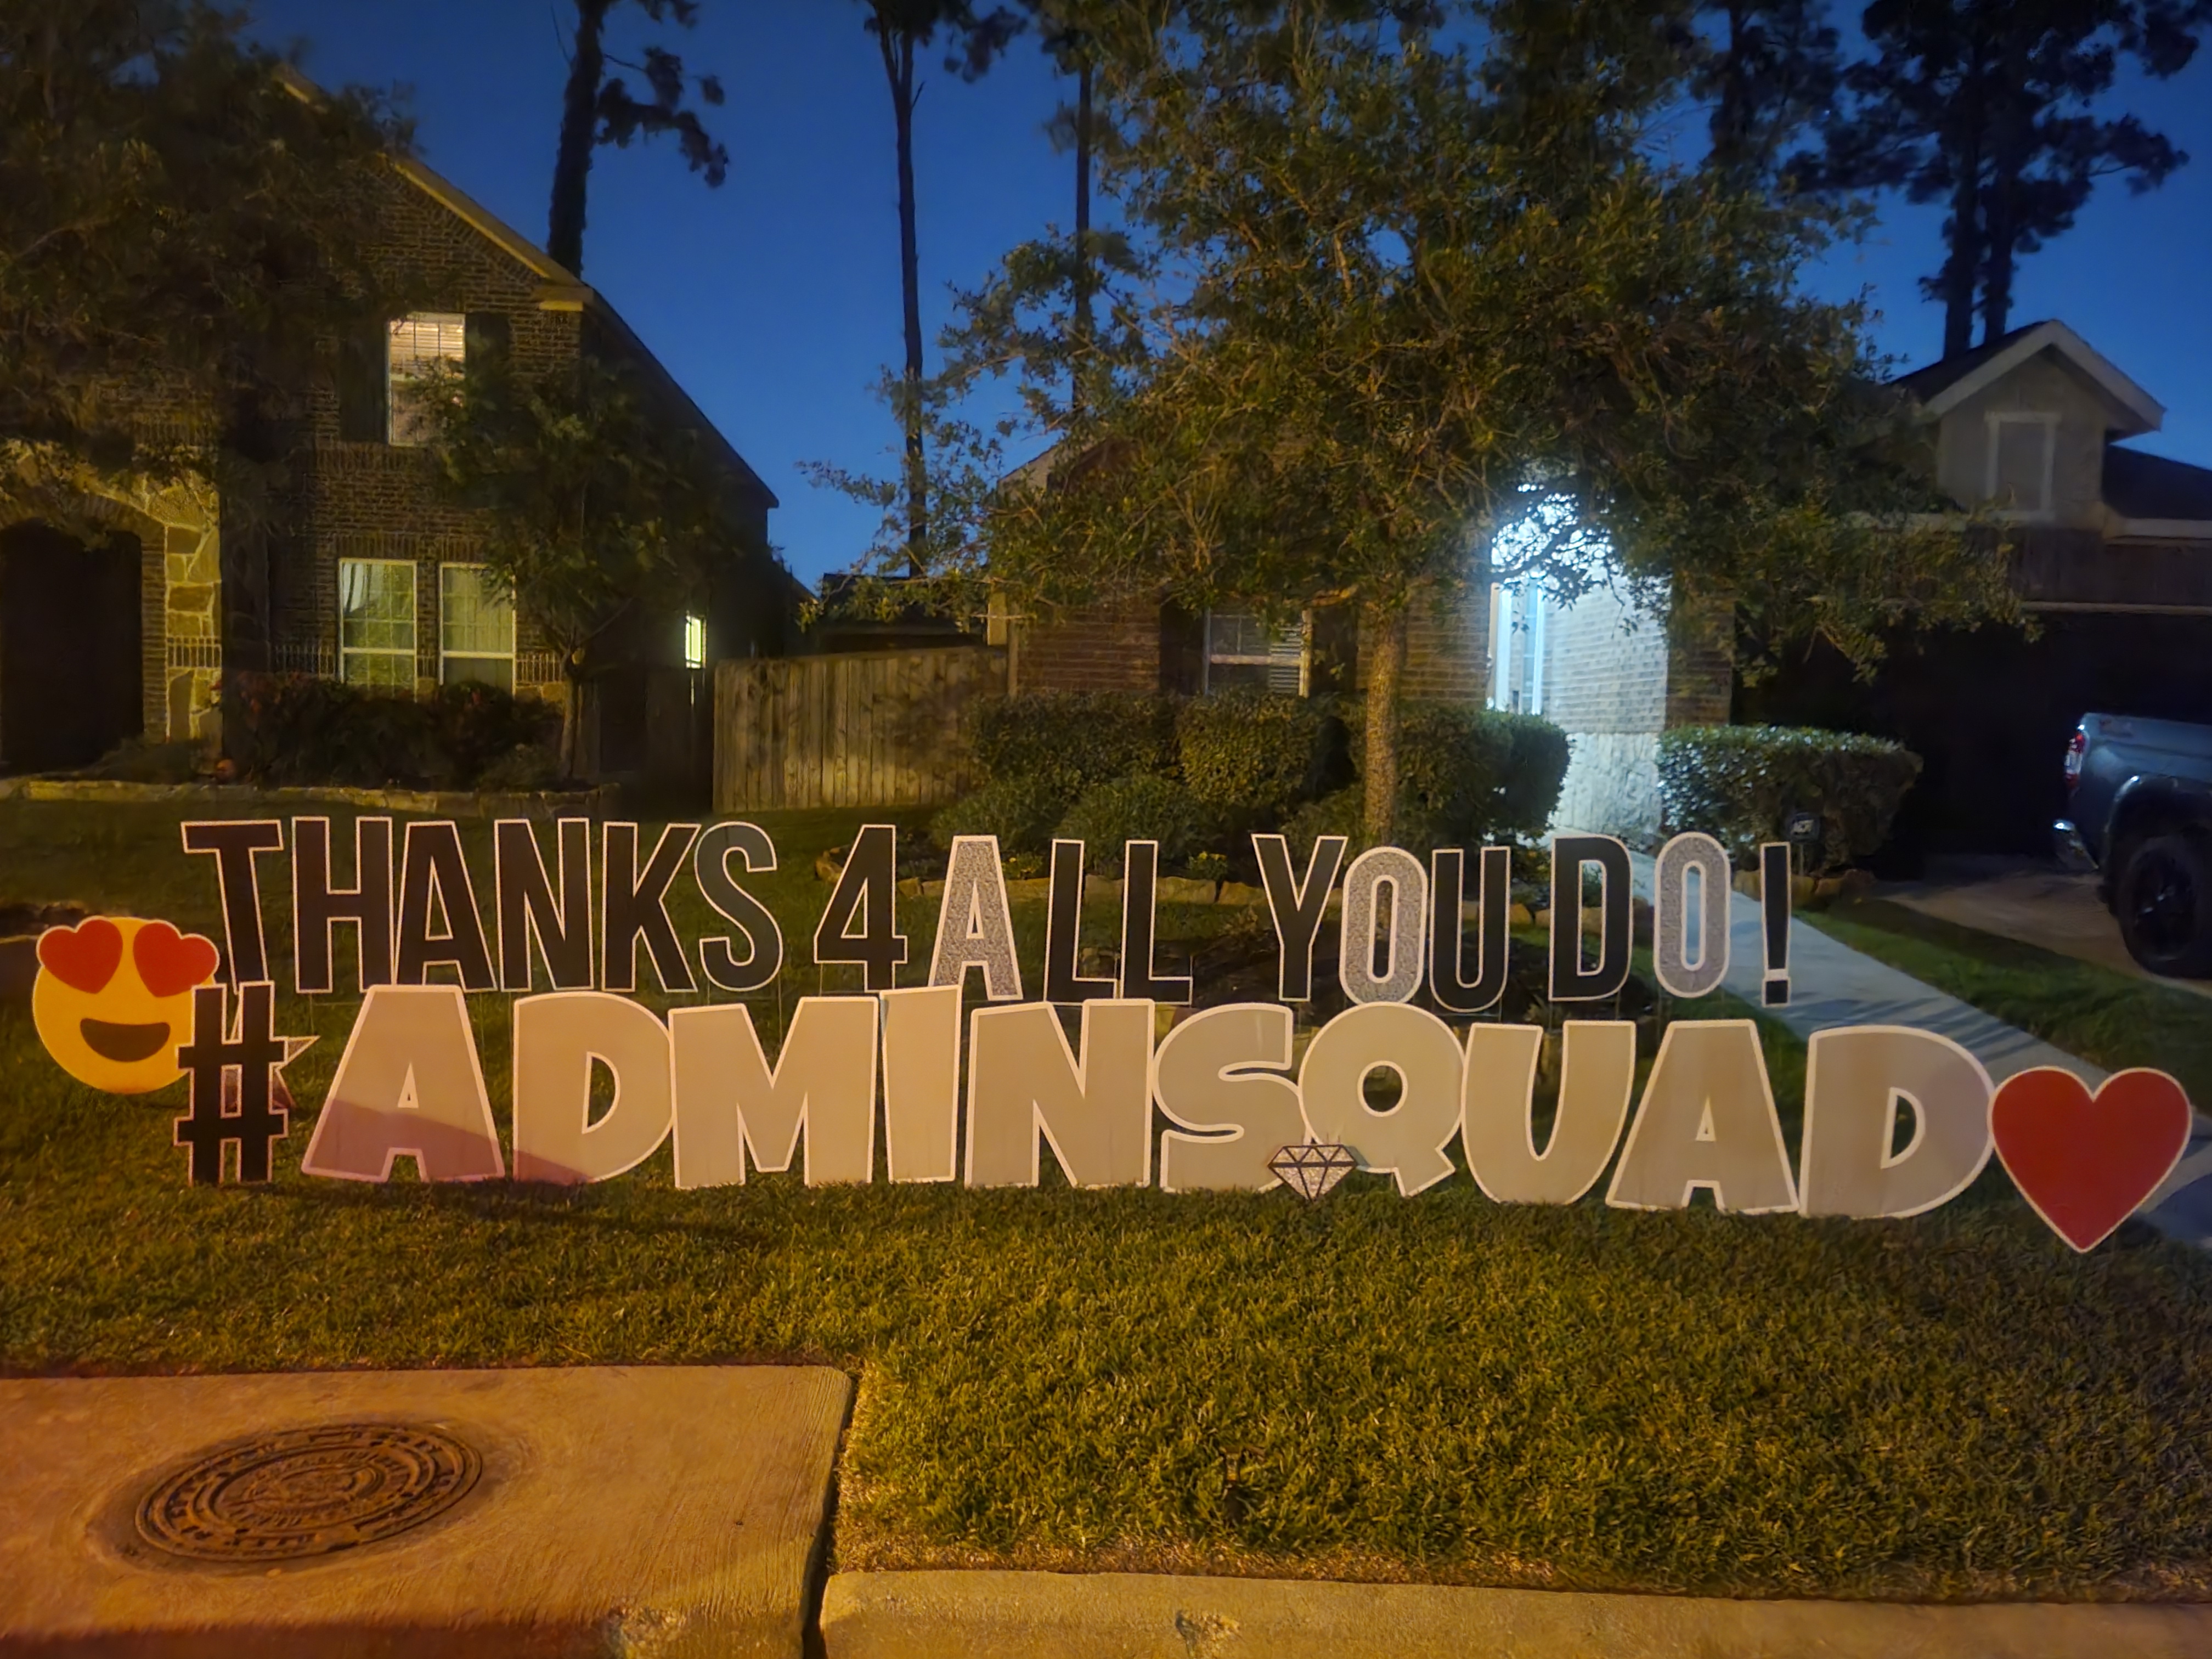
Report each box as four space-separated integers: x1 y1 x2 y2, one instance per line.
133 921 220 998
36 918 123 994
1991 1067 2194 1252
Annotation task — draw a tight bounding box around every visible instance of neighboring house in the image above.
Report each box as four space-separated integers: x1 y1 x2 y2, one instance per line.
986 447 1723 835
1505 320 2212 859
988 446 1493 706
0 140 797 789
1737 320 2212 861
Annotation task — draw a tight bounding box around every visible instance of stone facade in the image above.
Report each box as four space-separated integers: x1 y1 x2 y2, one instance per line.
1536 577 1733 845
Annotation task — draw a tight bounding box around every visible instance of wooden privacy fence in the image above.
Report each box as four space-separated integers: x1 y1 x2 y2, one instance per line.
714 646 1007 811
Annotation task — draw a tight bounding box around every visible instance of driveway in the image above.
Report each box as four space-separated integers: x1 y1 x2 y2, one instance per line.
1880 855 2212 1002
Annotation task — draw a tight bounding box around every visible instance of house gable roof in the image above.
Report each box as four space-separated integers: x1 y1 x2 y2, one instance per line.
392 160 780 511
2104 445 2212 524
1889 319 2165 438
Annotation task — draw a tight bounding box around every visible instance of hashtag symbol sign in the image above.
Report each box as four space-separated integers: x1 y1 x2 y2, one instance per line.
173 982 290 1184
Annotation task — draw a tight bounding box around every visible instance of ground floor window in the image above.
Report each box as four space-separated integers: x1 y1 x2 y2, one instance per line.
1205 606 1307 695
1487 580 1545 715
440 563 516 690
338 558 417 687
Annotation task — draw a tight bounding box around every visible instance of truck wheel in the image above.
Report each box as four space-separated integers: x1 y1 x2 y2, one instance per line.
2115 832 2212 979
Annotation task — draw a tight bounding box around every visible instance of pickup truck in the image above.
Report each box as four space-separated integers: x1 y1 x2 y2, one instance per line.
2057 713 2212 978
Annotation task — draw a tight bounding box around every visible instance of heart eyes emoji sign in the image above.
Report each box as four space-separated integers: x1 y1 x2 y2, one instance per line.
32 917 221 1094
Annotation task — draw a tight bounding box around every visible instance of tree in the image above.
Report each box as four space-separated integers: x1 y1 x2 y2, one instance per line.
547 0 729 276
1694 0 1842 185
851 1 1025 571
0 1 406 516
1803 0 2209 357
844 0 2013 845
413 354 741 778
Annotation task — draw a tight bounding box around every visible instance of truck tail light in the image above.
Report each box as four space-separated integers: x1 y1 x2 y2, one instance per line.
2064 727 2086 791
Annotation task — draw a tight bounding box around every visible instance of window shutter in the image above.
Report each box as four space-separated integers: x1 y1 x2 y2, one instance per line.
1157 600 1205 695
464 311 512 365
337 320 387 443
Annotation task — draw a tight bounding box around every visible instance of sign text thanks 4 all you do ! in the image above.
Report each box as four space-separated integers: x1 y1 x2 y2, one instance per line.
30 815 2194 1253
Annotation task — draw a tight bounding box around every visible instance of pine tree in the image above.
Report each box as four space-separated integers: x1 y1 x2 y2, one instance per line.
1803 0 2208 357
547 0 729 277
853 1 1025 572
1695 0 1843 184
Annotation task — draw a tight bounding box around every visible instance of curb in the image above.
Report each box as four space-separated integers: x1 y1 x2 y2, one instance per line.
819 1571 2212 1659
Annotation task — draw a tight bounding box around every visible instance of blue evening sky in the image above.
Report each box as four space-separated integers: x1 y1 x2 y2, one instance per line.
254 1 2212 587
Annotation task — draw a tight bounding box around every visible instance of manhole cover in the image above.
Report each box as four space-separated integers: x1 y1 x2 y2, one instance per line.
133 1422 481 1564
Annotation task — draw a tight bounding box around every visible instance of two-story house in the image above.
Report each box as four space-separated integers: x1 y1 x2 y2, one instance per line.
0 138 797 792
1733 320 2212 862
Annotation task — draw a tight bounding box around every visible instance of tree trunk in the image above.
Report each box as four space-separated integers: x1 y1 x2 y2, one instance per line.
1362 601 1407 849
548 0 612 277
1938 37 1988 359
1977 41 2030 346
561 663 585 782
886 27 927 575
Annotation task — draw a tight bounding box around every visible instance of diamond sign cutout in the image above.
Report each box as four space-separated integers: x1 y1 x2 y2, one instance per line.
1268 1142 1358 1201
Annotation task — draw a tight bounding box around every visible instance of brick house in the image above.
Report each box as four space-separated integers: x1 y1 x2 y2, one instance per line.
986 449 1726 837
0 144 795 788
1457 320 2212 856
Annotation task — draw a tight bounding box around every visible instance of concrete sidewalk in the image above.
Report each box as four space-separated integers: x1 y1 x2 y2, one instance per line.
1624 852 2212 1245
0 1365 850 1658
820 1570 2212 1658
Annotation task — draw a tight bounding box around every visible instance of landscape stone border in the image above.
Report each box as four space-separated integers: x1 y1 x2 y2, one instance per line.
0 775 619 819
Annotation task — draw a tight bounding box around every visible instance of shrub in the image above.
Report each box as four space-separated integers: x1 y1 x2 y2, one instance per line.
967 692 1180 797
1177 691 1330 820
1186 850 1231 885
929 772 1073 856
431 681 560 783
228 672 562 789
1056 774 1210 874
476 744 563 793
1657 724 1923 871
231 673 438 786
1284 786 1363 863
1492 713 1572 842
1342 702 1570 847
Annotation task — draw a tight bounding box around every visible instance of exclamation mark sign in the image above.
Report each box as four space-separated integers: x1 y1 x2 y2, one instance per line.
1759 842 1792 1007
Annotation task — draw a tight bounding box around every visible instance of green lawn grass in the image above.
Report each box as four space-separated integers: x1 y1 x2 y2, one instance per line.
1803 898 2212 1108
4 799 2212 1600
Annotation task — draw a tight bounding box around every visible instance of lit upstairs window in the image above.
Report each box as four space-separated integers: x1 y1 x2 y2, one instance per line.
387 312 466 446
684 613 707 670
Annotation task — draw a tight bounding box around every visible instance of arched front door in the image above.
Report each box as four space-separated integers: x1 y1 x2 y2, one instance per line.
0 521 144 774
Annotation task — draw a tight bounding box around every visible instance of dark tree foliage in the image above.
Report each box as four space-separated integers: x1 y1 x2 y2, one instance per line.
0 0 406 495
1694 0 1843 184
1802 0 2210 356
548 0 729 276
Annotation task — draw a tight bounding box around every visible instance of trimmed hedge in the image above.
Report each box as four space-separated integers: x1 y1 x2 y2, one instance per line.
1177 692 1335 821
229 673 560 788
1351 702 1572 848
1658 724 1923 871
967 691 1180 798
929 773 1071 857
952 691 1568 862
1056 775 1211 875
